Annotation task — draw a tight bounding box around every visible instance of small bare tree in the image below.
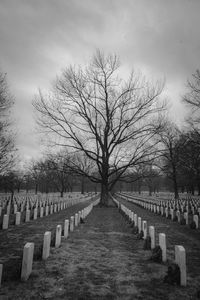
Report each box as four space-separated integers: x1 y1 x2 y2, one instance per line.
33 51 165 206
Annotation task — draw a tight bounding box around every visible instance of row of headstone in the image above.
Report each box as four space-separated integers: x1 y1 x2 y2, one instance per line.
123 192 200 216
0 193 98 230
0 192 95 219
0 196 100 286
120 193 199 230
113 196 187 286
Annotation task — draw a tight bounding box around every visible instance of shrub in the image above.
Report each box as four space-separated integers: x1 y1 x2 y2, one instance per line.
132 226 139 234
150 246 162 263
190 221 196 229
180 218 186 225
164 263 180 285
137 230 144 240
143 236 151 250
130 220 135 228
80 217 85 224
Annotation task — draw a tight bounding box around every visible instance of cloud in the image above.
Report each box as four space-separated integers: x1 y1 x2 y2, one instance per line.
0 0 200 162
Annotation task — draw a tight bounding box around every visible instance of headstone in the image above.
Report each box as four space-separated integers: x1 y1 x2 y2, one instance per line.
50 205 53 214
165 208 168 218
6 205 10 215
42 231 51 260
14 204 18 214
159 233 167 262
175 245 187 286
184 212 188 225
0 207 2 217
149 226 155 249
40 207 44 218
78 211 81 223
170 209 174 220
75 213 78 227
15 212 21 225
25 210 30 222
142 220 147 239
161 206 164 216
55 225 62 248
33 208 37 220
193 214 199 229
64 219 69 238
138 217 142 233
131 211 134 222
45 206 49 216
134 214 137 226
191 206 195 215
176 210 181 222
2 214 9 229
21 242 34 281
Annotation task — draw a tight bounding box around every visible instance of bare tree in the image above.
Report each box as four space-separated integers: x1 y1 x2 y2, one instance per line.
33 51 165 205
183 69 200 127
158 121 185 199
0 71 15 173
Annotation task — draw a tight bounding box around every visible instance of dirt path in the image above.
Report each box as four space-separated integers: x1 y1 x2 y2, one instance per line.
1 205 199 299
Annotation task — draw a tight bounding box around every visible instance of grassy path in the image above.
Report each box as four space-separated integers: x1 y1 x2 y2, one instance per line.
0 205 199 299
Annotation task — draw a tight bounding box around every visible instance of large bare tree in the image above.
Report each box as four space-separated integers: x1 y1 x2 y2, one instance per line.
33 51 165 205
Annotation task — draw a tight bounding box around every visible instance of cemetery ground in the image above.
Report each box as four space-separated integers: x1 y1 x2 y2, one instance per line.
1 199 200 299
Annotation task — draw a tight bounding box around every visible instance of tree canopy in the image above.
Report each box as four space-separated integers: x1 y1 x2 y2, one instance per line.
33 51 165 205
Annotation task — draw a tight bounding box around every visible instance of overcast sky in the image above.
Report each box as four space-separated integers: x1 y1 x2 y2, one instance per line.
0 0 199 164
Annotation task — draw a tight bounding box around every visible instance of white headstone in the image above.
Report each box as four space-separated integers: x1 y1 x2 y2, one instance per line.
70 216 74 232
175 245 187 286
159 233 167 262
33 208 37 220
14 204 18 214
42 231 51 260
134 214 137 226
40 207 44 218
138 217 142 233
184 212 188 225
75 213 78 227
165 208 168 218
45 206 49 216
2 214 9 229
193 214 199 229
176 210 181 222
170 209 174 220
149 226 155 249
64 219 69 238
142 220 147 239
21 242 34 281
15 212 21 225
55 225 62 248
25 210 30 222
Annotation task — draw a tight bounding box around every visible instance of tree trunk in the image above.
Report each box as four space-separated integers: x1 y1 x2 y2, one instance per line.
100 182 109 206
172 165 179 199
35 183 38 195
81 176 85 194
